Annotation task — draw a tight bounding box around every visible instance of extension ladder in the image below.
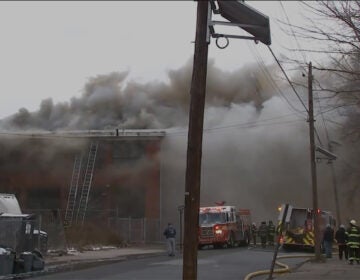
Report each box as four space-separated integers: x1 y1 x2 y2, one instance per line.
64 155 82 228
76 141 99 226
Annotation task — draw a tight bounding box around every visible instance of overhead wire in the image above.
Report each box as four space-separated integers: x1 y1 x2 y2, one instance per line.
247 41 307 117
279 1 308 69
165 113 305 137
267 45 309 115
267 1 328 147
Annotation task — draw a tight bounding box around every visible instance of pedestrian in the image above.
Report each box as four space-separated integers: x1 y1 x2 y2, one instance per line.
163 222 176 257
322 224 334 258
346 219 360 265
267 220 275 246
258 221 267 248
251 222 257 246
335 224 348 260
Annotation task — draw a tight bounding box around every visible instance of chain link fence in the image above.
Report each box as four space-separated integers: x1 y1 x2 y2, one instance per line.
13 209 163 251
107 217 161 244
0 214 48 255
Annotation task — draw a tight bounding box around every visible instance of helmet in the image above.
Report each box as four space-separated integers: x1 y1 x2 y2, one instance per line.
340 224 345 228
350 219 356 225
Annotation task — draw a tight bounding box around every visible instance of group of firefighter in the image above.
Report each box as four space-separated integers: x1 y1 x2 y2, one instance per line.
251 219 360 264
323 219 360 265
251 220 276 248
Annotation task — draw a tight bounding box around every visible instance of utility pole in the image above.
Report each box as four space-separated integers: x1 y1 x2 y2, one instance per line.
328 142 341 225
182 1 209 279
178 205 184 253
308 62 321 261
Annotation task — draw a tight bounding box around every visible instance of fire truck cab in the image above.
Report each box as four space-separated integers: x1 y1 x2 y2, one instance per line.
198 206 251 249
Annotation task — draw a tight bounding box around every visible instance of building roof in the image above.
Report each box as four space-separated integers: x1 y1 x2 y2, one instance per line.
0 129 166 140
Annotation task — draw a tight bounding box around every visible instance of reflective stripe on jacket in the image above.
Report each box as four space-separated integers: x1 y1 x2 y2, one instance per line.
346 225 360 248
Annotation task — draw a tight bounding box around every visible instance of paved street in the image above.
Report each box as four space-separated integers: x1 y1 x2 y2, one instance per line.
33 246 307 280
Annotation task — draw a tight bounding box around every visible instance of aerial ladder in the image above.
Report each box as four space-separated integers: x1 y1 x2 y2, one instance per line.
76 141 99 226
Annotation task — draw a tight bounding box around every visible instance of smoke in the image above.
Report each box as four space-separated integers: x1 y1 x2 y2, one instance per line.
0 58 356 225
0 59 275 131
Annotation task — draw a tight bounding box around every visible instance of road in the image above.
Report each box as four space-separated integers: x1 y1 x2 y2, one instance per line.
34 247 309 280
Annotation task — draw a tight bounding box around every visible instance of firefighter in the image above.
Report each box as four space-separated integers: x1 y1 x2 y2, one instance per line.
346 219 360 265
258 221 267 248
335 224 348 260
251 222 257 246
322 224 334 258
267 220 275 246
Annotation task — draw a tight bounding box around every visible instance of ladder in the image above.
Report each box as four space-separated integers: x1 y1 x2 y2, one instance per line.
76 142 99 226
64 155 82 228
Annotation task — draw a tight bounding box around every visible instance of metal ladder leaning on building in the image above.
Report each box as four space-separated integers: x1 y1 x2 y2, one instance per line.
76 141 99 226
64 155 83 228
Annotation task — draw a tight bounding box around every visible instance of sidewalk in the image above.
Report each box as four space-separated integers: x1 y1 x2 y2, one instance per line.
45 244 166 266
278 257 360 280
0 245 166 280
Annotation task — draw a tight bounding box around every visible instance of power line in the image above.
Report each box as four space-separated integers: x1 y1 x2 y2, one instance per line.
279 1 308 67
267 45 309 115
166 113 305 137
247 42 307 117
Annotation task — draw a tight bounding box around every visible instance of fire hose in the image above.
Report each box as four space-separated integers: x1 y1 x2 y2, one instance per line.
243 254 314 280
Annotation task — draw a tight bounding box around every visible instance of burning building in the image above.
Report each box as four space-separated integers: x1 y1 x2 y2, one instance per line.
0 129 165 244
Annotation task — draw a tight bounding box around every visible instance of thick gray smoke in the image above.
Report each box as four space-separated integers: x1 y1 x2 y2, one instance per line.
0 60 273 131
0 59 356 225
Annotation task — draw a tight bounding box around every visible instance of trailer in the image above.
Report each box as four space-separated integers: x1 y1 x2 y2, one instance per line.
0 193 46 275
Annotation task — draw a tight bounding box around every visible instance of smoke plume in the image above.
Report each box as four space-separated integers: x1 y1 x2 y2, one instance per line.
0 58 357 225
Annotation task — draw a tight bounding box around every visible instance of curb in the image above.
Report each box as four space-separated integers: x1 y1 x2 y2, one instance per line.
0 252 166 279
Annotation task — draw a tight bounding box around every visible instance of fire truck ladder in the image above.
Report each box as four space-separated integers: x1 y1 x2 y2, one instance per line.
76 141 99 226
64 155 83 228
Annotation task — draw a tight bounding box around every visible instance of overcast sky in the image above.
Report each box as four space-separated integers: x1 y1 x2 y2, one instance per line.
0 1 312 119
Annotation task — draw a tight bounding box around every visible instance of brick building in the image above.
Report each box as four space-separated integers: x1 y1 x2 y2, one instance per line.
0 130 165 232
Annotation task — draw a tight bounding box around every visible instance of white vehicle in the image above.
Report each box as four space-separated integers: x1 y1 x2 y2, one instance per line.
0 193 47 256
0 193 22 214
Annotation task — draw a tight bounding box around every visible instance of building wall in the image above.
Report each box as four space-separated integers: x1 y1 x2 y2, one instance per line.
0 135 162 222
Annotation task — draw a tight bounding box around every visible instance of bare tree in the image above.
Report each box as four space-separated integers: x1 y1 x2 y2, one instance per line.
278 1 360 216
279 1 360 134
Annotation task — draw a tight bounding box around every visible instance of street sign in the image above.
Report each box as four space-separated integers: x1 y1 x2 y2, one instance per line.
216 0 271 45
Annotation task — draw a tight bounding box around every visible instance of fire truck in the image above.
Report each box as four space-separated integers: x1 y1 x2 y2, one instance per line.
278 205 336 251
198 206 251 249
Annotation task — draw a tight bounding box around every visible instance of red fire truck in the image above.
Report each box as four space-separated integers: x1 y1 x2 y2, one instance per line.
198 206 252 249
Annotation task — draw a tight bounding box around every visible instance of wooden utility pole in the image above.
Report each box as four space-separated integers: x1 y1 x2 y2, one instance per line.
182 1 209 279
308 62 321 261
327 141 341 225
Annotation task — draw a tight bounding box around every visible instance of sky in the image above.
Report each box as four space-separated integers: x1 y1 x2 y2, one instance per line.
0 1 313 119
0 1 357 223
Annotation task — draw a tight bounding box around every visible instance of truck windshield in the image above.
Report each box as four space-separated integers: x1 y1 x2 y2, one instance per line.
199 213 226 225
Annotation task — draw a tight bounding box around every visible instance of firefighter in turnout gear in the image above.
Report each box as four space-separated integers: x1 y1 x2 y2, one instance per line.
346 219 360 264
335 224 348 260
258 221 267 248
267 220 275 246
